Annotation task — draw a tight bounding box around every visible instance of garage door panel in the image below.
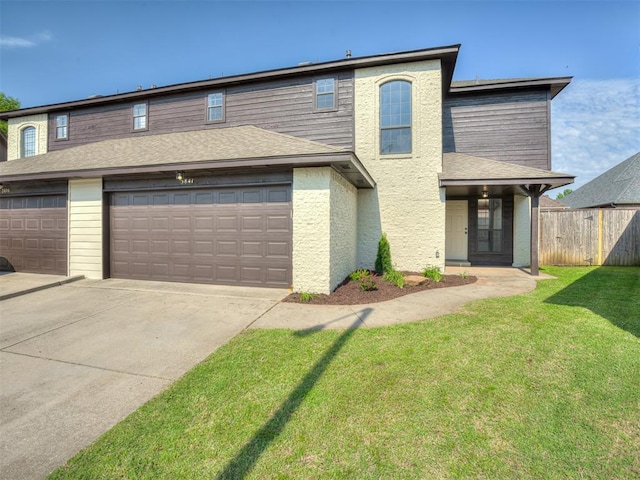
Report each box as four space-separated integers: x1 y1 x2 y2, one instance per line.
110 185 291 287
217 240 237 256
217 216 238 231
241 216 263 232
266 267 289 285
172 217 191 231
267 215 290 232
172 240 191 254
240 267 262 283
241 241 262 257
267 188 290 203
267 241 290 257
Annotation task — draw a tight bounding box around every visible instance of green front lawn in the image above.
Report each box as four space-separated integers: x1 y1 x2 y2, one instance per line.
50 267 640 479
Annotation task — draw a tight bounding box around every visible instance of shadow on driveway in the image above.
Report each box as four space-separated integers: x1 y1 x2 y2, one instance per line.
215 308 371 479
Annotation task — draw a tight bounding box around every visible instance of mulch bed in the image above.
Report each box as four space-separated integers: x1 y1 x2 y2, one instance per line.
282 271 477 305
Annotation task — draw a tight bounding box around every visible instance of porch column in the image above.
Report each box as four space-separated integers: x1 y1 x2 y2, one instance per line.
520 184 551 276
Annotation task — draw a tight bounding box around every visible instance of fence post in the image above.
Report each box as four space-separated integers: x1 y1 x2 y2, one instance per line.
597 209 603 265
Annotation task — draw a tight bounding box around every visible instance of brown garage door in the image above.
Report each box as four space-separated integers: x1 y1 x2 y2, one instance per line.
110 185 292 287
0 195 68 275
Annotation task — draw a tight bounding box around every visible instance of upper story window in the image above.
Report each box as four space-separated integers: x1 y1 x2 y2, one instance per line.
21 126 36 158
206 92 225 122
315 78 336 110
380 80 412 154
55 114 68 140
132 103 148 131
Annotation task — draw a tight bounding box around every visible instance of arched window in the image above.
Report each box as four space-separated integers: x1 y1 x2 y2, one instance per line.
380 80 412 154
21 126 36 158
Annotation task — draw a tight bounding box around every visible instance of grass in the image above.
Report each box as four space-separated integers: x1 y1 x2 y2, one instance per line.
50 267 640 479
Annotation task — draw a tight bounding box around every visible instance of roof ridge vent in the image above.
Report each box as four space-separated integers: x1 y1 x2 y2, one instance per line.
298 61 313 66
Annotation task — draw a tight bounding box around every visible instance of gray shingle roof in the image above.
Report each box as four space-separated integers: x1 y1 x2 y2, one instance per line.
561 152 640 208
0 126 347 178
441 152 574 186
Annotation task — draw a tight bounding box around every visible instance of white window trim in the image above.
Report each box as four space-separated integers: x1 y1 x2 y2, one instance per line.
205 91 226 124
313 77 338 112
379 79 412 155
20 125 37 158
132 102 148 132
55 113 69 140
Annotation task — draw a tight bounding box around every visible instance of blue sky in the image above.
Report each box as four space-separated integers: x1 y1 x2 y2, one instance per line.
1 0 638 192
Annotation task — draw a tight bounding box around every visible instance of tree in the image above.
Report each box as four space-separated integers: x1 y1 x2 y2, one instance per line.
556 188 573 200
0 93 21 136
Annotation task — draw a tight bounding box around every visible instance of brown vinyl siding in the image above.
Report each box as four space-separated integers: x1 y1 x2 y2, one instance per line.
48 72 354 151
443 89 550 170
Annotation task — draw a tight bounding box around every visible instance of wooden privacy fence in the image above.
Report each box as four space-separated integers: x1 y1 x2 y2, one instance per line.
540 208 640 266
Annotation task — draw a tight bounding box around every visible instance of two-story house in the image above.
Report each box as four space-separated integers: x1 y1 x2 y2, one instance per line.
0 44 574 293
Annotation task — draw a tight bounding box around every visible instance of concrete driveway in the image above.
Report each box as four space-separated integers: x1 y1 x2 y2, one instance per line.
0 277 287 480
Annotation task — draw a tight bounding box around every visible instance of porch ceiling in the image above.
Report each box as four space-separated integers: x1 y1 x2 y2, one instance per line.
440 152 574 197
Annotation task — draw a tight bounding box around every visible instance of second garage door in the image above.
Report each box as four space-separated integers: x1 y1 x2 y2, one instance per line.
110 185 291 287
0 194 68 275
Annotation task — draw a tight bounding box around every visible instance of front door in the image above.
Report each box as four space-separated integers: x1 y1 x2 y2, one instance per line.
445 200 468 261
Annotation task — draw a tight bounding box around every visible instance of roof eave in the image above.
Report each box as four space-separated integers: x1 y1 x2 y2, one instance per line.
0 152 376 189
449 76 572 99
439 176 575 188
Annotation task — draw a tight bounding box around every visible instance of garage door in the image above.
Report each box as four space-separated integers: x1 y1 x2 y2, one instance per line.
0 195 68 275
110 185 291 287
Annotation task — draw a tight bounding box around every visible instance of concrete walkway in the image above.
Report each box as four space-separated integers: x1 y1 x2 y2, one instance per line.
250 266 552 330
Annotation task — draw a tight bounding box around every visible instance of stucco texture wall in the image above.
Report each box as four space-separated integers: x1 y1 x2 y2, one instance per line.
292 167 357 294
512 194 531 267
68 178 103 278
354 60 445 272
7 114 48 160
329 169 358 290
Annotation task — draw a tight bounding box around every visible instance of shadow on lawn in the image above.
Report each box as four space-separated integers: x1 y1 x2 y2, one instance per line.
215 308 372 480
545 266 640 338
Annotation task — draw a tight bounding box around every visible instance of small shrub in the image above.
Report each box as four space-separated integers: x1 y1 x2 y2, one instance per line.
299 292 318 303
359 277 377 291
459 271 469 279
383 269 405 288
422 265 443 283
350 269 371 282
375 233 393 274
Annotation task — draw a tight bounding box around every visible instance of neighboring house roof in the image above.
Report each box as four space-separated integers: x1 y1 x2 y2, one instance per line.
440 152 574 188
561 152 640 208
540 195 568 209
0 125 375 187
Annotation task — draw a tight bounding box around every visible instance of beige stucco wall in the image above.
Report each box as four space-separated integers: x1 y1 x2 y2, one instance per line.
7 114 48 160
513 194 531 267
292 167 357 294
329 169 358 290
68 178 103 278
354 60 445 271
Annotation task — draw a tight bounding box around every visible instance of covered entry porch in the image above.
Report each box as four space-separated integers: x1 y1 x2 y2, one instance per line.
440 153 574 274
